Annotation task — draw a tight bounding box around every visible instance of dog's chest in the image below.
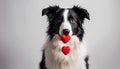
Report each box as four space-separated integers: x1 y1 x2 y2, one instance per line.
44 35 87 69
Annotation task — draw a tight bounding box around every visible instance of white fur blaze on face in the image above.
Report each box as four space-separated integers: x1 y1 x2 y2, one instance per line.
59 9 73 36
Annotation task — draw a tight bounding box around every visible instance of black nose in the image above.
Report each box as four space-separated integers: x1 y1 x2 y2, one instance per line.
62 29 70 35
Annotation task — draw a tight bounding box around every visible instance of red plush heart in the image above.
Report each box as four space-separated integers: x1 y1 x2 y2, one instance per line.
61 46 71 55
60 34 71 43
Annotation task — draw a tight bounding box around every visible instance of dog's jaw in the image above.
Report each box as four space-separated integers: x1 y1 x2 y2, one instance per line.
44 35 87 69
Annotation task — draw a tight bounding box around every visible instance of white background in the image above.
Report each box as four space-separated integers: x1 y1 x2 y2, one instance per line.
0 0 120 69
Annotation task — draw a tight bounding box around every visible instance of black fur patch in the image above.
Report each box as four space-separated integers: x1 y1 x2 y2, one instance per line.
67 9 85 41
85 56 89 69
40 51 47 69
42 6 65 39
72 6 90 23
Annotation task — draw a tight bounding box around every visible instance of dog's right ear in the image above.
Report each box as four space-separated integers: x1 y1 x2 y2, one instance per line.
42 6 59 20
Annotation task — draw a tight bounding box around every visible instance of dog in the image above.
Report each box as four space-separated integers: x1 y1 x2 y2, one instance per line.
40 5 90 69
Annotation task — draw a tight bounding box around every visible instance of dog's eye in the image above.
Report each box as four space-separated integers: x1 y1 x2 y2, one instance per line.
70 19 76 24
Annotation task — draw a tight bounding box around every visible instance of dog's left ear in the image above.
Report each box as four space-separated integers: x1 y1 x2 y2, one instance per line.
72 6 90 23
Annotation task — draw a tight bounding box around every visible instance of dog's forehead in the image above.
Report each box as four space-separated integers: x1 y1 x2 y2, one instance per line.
56 8 76 18
53 8 78 23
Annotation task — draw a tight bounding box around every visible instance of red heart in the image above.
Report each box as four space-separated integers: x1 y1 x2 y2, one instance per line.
61 46 71 55
60 34 71 43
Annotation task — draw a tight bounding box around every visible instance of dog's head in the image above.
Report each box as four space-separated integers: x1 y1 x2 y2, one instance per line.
42 6 90 41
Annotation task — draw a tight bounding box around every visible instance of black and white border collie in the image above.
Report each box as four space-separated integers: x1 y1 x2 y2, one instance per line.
40 5 90 69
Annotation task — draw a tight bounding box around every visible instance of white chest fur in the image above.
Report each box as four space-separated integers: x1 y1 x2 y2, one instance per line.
44 35 87 69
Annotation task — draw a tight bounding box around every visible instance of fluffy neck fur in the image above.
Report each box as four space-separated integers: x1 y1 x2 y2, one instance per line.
44 35 87 69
